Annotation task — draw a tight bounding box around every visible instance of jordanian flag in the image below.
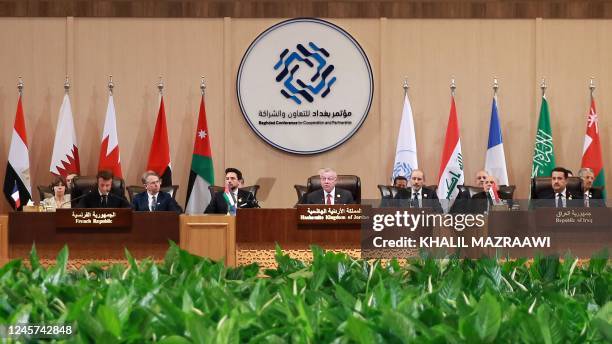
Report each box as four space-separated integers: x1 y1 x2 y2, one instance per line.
581 96 606 197
185 95 214 214
531 95 555 177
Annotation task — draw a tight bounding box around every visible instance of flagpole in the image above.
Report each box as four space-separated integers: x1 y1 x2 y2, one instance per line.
158 76 164 96
540 77 547 98
589 77 595 101
402 77 409 97
64 76 70 95
108 75 114 95
450 77 456 97
200 76 206 96
492 77 499 97
17 76 23 96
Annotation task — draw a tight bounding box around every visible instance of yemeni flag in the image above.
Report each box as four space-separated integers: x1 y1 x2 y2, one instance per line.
581 96 605 197
98 94 122 177
3 95 32 210
531 95 555 177
50 94 80 176
185 95 215 214
146 96 172 187
437 95 464 201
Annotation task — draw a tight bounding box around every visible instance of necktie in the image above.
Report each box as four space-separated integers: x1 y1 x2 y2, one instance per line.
231 192 238 208
412 192 419 207
151 196 157 211
556 193 564 208
326 193 332 205
101 195 107 207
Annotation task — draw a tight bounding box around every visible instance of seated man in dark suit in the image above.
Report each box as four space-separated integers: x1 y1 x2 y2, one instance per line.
394 169 440 210
578 167 605 206
132 171 182 212
470 175 508 213
205 168 258 214
393 175 408 189
77 170 131 208
300 168 354 204
535 166 583 208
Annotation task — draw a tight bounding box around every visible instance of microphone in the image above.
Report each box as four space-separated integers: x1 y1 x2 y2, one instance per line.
61 190 92 207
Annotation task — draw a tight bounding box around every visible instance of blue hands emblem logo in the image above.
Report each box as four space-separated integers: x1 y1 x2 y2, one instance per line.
274 42 337 105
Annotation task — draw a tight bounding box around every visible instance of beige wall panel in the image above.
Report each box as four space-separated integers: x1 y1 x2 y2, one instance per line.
540 20 611 185
71 18 225 201
382 19 535 198
226 19 381 207
4 18 612 214
0 18 66 213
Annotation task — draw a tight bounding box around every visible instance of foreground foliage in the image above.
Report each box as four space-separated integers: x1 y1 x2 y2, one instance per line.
0 244 610 343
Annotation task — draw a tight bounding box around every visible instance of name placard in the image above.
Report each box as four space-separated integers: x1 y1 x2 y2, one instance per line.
296 205 367 225
56 208 132 229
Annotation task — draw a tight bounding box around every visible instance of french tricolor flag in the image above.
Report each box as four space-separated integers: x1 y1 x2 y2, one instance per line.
484 95 509 185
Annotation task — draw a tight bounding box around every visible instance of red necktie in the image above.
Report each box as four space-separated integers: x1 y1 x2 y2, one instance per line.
326 193 332 205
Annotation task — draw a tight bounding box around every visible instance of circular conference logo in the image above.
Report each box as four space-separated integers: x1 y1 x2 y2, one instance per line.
237 18 374 154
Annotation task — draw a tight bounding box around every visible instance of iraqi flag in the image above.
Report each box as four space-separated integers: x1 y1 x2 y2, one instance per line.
437 96 464 201
50 94 80 176
484 95 509 185
3 95 32 210
98 94 122 177
146 96 172 187
581 97 606 196
185 95 215 214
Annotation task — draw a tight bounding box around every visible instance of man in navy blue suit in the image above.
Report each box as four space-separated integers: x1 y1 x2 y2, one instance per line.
132 171 182 212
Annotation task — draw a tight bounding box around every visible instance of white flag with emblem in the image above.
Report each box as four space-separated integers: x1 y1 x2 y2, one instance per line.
391 92 418 182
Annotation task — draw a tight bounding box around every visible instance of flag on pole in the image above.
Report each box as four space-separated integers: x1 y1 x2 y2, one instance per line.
98 94 122 177
146 96 172 187
391 91 418 182
488 180 503 206
50 94 80 176
484 95 509 185
531 95 555 177
185 94 215 214
437 95 464 201
3 95 32 210
581 95 605 196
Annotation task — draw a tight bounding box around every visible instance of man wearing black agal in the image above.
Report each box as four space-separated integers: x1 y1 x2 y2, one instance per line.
205 168 258 214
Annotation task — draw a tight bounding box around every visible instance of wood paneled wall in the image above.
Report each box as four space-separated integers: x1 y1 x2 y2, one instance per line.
2 1 612 19
0 17 611 213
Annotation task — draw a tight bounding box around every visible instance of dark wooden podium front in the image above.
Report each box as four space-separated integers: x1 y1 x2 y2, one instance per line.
9 211 179 261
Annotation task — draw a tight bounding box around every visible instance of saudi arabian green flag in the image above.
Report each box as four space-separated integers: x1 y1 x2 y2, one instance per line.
531 96 556 177
185 95 215 214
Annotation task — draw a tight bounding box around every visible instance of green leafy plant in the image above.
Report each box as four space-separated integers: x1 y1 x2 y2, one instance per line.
0 243 609 343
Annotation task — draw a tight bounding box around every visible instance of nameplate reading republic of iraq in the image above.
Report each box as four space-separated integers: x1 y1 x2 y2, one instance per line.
56 208 132 228
296 205 368 225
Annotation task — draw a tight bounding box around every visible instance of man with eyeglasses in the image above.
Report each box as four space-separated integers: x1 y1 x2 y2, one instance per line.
132 170 182 212
300 168 355 204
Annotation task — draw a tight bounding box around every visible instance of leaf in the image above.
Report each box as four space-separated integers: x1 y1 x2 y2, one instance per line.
345 316 377 344
29 243 40 271
96 304 122 339
158 335 193 344
460 293 501 343
592 302 612 341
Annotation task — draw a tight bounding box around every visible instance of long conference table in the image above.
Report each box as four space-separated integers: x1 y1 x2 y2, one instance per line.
1 206 610 268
